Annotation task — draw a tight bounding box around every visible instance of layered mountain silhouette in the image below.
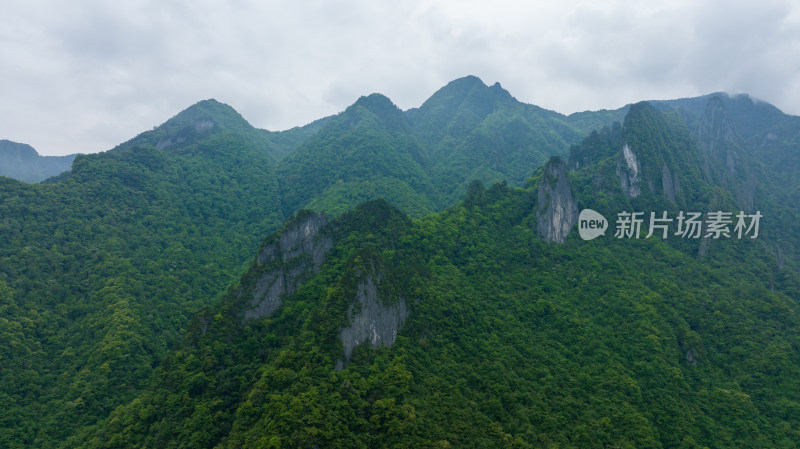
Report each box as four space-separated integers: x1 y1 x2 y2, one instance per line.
2 77 800 448
0 140 76 182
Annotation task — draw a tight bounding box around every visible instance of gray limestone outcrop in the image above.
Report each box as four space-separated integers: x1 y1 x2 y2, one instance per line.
243 213 333 321
616 143 641 198
661 164 681 203
537 158 578 243
339 273 409 363
156 118 217 150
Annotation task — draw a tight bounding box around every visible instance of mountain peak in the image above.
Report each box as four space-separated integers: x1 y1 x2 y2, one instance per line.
171 99 253 132
0 139 39 159
109 99 256 153
410 75 516 140
447 74 487 89
352 93 397 113
346 93 410 133
430 75 513 103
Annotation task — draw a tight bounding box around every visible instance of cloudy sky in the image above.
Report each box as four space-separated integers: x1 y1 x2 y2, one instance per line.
2 0 799 156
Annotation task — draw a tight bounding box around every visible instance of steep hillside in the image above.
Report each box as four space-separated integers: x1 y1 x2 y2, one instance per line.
81 103 800 448
653 93 800 261
277 93 437 218
1 79 601 447
0 132 285 447
3 79 800 447
410 76 587 204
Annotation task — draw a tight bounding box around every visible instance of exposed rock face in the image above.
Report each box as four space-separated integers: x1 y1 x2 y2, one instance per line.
737 177 757 213
155 119 217 151
274 213 330 268
661 164 681 203
246 272 286 320
697 96 757 212
155 136 186 150
616 143 641 198
194 119 216 133
537 158 578 243
698 236 710 259
339 273 409 363
697 97 740 165
244 213 333 321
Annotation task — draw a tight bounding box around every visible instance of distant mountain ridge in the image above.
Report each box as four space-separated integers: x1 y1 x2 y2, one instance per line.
80 92 800 447
3 79 798 192
0 140 76 182
3 76 800 447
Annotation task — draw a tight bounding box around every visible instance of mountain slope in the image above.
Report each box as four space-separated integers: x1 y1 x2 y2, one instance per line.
0 131 285 448
84 151 800 448
277 93 437 217
410 76 588 204
3 79 800 448
79 101 800 448
1 80 599 447
651 93 800 263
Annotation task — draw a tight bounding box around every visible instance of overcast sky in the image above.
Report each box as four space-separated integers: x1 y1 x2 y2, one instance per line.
2 0 799 156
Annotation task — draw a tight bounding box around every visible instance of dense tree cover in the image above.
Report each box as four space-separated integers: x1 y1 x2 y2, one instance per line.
277 94 437 218
409 76 588 205
0 137 285 447
3 77 800 447
0 77 597 447
277 76 594 218
83 173 800 447
82 99 800 447
2 76 598 447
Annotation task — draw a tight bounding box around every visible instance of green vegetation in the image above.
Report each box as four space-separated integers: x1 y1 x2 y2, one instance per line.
411 76 587 205
84 179 800 448
2 77 800 447
277 94 436 217
0 138 284 447
0 140 76 183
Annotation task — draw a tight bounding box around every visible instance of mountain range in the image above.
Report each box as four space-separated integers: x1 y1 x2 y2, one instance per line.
1 76 799 447
0 140 76 183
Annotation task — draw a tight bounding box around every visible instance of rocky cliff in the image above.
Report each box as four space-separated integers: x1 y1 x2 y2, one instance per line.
696 96 757 212
338 270 410 365
243 212 333 321
537 157 578 243
616 143 642 198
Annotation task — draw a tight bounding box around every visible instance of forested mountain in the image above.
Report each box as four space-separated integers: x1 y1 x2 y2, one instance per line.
277 93 437 218
0 138 285 446
409 75 588 205
0 140 76 183
83 98 800 447
0 76 598 447
277 76 591 217
2 77 800 447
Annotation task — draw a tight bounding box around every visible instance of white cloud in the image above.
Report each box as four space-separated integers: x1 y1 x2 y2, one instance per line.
1 0 799 155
